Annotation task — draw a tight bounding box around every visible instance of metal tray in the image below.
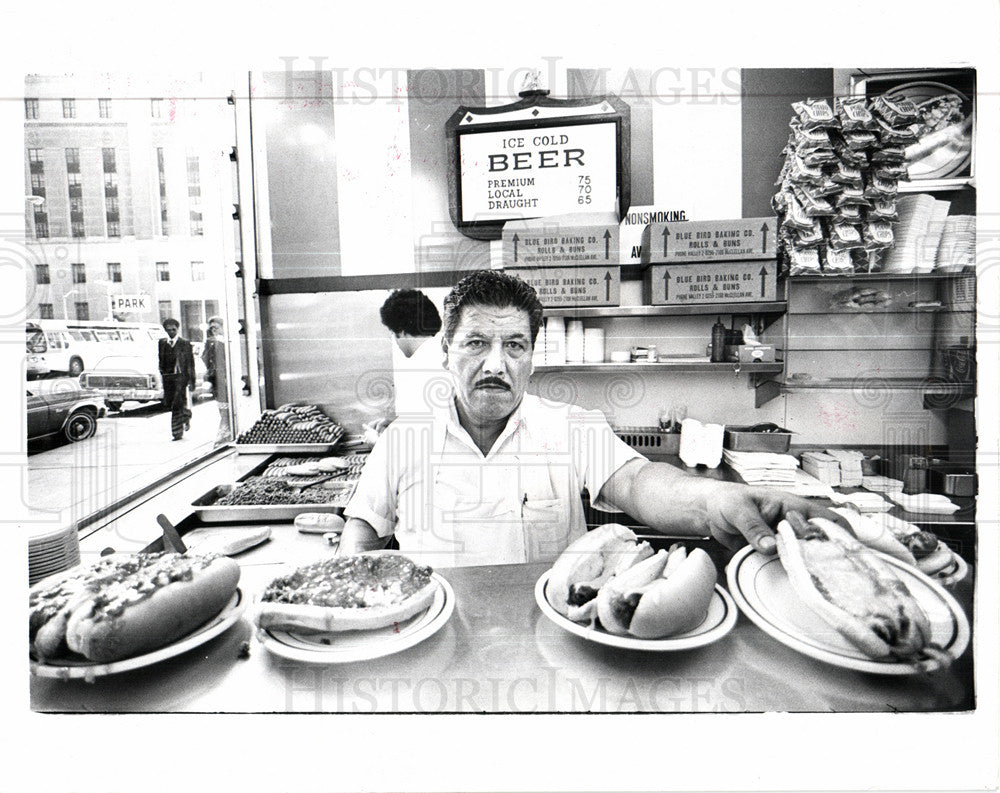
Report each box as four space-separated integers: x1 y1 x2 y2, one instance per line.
724 425 793 453
191 483 351 523
232 442 340 454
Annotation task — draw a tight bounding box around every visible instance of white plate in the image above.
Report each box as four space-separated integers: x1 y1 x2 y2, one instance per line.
726 547 970 675
257 573 454 664
30 589 246 680
533 569 737 651
932 549 969 588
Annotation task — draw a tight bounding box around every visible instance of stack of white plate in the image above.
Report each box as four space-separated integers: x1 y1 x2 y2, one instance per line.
881 194 938 273
29 525 81 586
935 215 976 272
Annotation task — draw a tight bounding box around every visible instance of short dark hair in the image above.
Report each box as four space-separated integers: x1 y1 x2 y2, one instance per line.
442 270 544 348
162 317 179 330
379 289 442 337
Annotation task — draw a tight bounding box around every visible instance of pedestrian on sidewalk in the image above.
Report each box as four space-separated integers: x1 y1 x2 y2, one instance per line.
158 317 195 440
202 315 231 444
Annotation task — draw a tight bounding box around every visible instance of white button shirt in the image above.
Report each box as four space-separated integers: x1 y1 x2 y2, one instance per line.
391 333 449 416
345 394 644 567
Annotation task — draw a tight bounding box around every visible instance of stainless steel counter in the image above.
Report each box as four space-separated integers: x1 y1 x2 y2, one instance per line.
31 497 975 713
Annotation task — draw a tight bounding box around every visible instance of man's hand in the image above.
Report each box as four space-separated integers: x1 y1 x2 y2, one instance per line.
600 460 849 555
706 484 847 554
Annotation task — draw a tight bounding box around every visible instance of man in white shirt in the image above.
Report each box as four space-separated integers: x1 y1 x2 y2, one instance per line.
342 271 840 567
363 289 448 442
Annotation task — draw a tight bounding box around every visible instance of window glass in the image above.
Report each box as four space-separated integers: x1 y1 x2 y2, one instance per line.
24 74 241 524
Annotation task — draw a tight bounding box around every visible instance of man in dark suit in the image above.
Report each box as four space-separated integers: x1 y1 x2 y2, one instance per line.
158 317 195 440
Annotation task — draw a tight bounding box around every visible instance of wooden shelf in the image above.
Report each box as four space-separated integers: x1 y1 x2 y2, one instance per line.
533 361 784 374
543 301 786 318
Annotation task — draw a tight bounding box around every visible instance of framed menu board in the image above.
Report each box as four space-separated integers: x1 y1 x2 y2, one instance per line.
446 93 631 240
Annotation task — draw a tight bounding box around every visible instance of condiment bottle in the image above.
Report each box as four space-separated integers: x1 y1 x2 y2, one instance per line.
711 316 726 363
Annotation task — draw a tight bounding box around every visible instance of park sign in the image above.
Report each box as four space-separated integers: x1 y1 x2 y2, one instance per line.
642 262 777 306
501 212 620 268
512 266 621 308
108 294 151 314
640 217 777 263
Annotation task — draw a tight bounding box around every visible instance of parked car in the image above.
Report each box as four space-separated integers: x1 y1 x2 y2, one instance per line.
79 351 211 413
27 353 50 381
27 384 106 443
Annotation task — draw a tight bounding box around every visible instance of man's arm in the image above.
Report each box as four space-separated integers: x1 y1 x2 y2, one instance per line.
598 458 845 554
338 517 391 555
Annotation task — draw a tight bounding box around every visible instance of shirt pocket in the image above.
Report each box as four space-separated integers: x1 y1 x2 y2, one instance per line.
520 497 571 564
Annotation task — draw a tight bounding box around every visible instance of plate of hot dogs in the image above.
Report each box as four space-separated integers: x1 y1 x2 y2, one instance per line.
535 525 737 651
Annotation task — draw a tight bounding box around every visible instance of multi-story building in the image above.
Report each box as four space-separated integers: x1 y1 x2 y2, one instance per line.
24 74 235 342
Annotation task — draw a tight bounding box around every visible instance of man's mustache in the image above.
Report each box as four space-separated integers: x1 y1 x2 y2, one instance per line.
474 377 511 390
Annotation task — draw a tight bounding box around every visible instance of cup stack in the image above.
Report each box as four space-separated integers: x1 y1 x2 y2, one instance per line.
545 317 566 365
584 327 606 363
565 321 585 363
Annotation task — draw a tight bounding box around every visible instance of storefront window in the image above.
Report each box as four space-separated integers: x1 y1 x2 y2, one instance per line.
25 74 242 525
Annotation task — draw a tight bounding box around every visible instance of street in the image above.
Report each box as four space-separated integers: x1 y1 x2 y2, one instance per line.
28 395 224 521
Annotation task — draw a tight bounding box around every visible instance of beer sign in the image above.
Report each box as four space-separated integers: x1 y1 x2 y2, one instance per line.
446 94 632 240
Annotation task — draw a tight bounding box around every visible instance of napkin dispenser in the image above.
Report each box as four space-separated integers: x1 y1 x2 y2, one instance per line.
891 454 928 494
927 461 976 497
727 344 776 363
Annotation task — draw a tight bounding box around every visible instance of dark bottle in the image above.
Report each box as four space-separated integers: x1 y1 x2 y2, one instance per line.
711 316 726 363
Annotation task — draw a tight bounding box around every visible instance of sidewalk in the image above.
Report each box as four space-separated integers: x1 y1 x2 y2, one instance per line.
27 400 225 524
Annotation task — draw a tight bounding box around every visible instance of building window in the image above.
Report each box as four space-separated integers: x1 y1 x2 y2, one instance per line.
107 262 122 283
151 98 163 118
99 98 112 118
71 263 86 284
30 173 45 192
35 264 51 285
107 220 120 238
156 261 170 282
102 147 116 172
62 98 76 118
67 171 82 195
71 220 86 238
105 194 119 213
65 148 80 172
75 302 89 320
25 99 39 119
157 147 169 235
39 303 54 319
158 301 172 322
104 171 117 194
190 261 205 281
187 153 203 236
28 148 43 173
33 213 48 238
70 196 84 215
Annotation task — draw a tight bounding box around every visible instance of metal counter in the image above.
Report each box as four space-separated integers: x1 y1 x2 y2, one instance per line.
31 498 975 713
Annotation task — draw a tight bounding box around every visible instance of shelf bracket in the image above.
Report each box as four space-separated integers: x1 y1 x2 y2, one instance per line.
752 375 782 408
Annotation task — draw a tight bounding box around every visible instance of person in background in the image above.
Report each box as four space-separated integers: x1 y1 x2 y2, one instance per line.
341 270 844 567
202 315 231 444
158 318 195 441
362 288 446 444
